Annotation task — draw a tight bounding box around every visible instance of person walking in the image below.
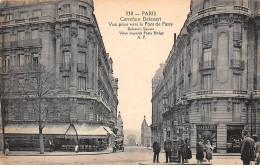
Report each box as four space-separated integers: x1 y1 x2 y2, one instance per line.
252 134 260 165
178 139 185 164
153 138 161 163
205 140 214 162
184 138 192 163
164 137 172 163
241 131 255 165
196 139 204 163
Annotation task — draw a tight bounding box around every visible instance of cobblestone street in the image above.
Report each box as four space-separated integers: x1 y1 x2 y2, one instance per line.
0 146 252 165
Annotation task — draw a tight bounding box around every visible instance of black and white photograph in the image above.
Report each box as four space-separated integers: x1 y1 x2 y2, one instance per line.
0 0 259 165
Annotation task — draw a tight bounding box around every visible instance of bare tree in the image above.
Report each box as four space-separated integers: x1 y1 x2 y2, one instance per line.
15 64 59 154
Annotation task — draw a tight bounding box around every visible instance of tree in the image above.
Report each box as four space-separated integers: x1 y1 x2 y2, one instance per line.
15 64 59 154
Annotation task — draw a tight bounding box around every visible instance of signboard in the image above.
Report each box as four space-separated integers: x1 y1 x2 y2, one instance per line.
197 125 217 130
227 125 244 130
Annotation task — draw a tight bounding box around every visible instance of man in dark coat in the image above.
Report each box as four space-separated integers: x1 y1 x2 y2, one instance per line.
178 139 185 163
164 137 172 163
153 138 161 163
241 134 255 165
196 139 204 163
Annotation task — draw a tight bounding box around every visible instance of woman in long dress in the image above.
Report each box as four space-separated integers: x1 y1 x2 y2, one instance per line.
205 140 214 162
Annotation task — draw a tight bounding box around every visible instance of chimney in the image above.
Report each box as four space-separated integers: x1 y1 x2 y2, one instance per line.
174 33 176 46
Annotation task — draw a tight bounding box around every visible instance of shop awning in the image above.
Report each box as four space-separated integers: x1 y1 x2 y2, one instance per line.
73 123 109 139
4 123 70 135
103 126 116 137
65 124 77 139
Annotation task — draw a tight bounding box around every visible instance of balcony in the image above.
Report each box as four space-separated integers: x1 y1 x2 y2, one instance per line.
77 63 88 73
198 7 216 15
59 63 71 72
199 60 215 71
230 59 244 70
233 32 242 41
61 38 71 46
57 13 91 22
1 64 40 74
186 89 249 100
1 42 11 50
77 38 87 47
11 39 42 48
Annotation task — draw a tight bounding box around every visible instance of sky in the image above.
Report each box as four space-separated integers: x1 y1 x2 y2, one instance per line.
94 0 190 130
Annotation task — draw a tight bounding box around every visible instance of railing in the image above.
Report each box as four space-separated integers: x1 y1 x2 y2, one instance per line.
230 59 244 70
199 60 215 70
1 64 40 73
77 63 88 73
58 13 91 22
198 7 216 15
59 63 71 72
1 16 54 26
77 38 87 47
10 39 42 48
233 32 242 41
234 6 249 12
61 38 71 46
186 89 249 100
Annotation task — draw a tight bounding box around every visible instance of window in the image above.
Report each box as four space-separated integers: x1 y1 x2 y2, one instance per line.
78 104 86 121
20 12 28 19
62 76 69 89
202 74 212 90
3 33 10 42
79 5 87 15
203 48 212 61
233 74 241 90
18 31 25 41
79 52 86 64
33 9 41 17
79 27 86 39
63 4 70 13
203 24 212 35
63 51 71 66
234 22 242 33
32 53 39 66
63 27 70 38
5 14 12 21
78 76 86 90
202 103 211 122
234 47 241 60
232 103 241 122
32 29 39 39
204 0 212 8
17 54 24 66
3 56 10 72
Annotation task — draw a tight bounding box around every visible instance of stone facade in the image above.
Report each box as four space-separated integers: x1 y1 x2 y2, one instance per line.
141 115 151 147
0 0 119 151
151 0 260 153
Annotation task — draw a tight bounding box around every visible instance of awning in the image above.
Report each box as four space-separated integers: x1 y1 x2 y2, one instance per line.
65 124 77 139
103 126 116 137
4 123 70 135
73 123 109 139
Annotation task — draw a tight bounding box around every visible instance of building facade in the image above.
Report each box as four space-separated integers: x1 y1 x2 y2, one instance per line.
141 115 151 147
0 0 119 151
116 111 124 140
151 0 260 153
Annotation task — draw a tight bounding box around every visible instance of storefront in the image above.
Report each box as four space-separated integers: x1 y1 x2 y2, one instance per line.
197 125 217 152
226 125 244 153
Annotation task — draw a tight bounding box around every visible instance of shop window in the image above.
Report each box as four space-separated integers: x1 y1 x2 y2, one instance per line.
232 103 241 122
197 125 217 152
79 5 87 15
233 74 241 90
33 9 42 17
202 74 212 90
62 76 69 89
202 103 211 122
20 12 28 19
78 76 86 91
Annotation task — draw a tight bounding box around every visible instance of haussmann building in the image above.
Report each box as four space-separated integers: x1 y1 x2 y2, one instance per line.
0 0 119 152
151 0 260 153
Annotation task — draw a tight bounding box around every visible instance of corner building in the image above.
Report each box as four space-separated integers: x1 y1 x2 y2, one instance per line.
0 0 119 151
151 0 260 153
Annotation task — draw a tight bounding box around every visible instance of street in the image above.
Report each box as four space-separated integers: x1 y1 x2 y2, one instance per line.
0 146 250 165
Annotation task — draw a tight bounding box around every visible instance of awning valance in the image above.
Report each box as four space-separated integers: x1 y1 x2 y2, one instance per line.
4 123 70 135
73 123 108 139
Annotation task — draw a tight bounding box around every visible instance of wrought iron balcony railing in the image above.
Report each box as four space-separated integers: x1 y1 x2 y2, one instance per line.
199 60 215 71
77 63 88 73
2 39 42 49
230 59 244 70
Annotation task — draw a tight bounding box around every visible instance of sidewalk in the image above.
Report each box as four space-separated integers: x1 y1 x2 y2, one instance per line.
139 159 212 165
6 148 113 156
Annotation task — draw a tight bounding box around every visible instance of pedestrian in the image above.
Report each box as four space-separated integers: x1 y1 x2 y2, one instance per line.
49 140 53 152
4 141 10 156
152 138 161 163
241 131 255 165
178 139 185 164
184 138 192 163
205 140 214 162
164 136 172 163
252 134 260 165
196 139 204 163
